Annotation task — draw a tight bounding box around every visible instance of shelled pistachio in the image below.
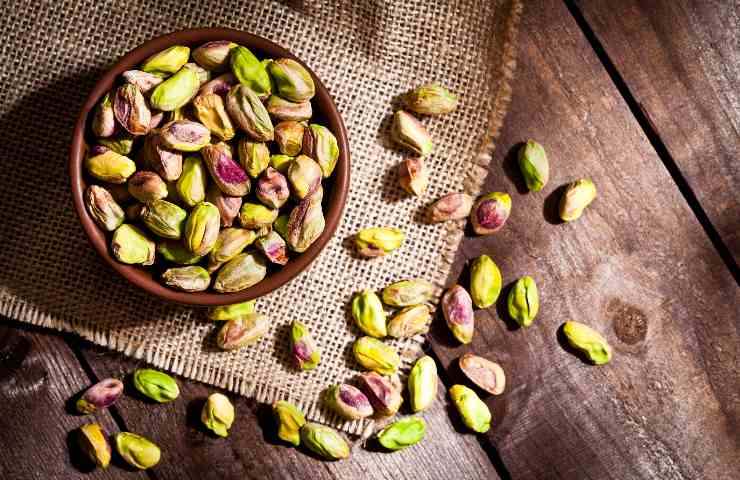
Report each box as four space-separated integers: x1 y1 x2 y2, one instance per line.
290 320 320 370
273 400 306 446
201 393 235 437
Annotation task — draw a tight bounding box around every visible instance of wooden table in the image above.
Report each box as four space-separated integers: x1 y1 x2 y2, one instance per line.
2 1 738 478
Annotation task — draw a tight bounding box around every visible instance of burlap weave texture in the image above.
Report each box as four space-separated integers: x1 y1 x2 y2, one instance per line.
0 0 521 432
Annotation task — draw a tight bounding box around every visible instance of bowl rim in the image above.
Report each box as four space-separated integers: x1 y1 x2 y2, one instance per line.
69 27 350 306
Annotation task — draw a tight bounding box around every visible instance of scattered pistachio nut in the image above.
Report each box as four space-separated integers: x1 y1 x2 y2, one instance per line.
470 255 502 309
85 185 125 232
559 179 597 222
408 355 437 412
213 252 267 293
201 393 235 437
128 170 168 203
471 192 511 235
230 45 272 98
442 285 475 344
267 58 315 103
387 304 432 338
518 140 549 192
141 199 187 239
357 371 402 417
290 320 321 370
92 92 115 138
507 276 538 327
177 155 208 207
353 336 400 375
405 83 458 116
355 227 405 258
428 193 474 223
256 167 290 209
286 189 325 252
377 417 427 451
226 84 274 141
193 93 236 141
141 45 190 74
562 321 612 365
326 383 374 420
184 201 221 255
302 124 339 178
391 110 433 157
398 157 428 196
77 423 111 469
162 266 210 292
208 300 256 321
459 353 506 395
274 121 304 156
159 120 211 151
273 400 306 446
352 289 387 338
133 368 179 403
287 155 322 200
111 224 155 265
115 432 161 470
449 384 491 433
266 95 312 122
193 40 236 71
76 378 124 414
156 239 204 265
256 230 289 265
382 278 434 307
206 183 242 227
113 84 151 135
150 66 200 111
122 70 164 95
85 146 136 184
300 423 349 460
216 312 269 349
202 142 250 197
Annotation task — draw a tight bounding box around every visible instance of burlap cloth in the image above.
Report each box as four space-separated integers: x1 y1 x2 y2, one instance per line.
0 0 521 433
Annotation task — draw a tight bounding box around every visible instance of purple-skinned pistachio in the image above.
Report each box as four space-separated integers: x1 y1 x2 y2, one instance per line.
85 185 125 232
113 84 151 136
202 142 250 196
274 121 304 156
428 193 474 223
286 188 325 252
301 124 339 178
265 95 312 122
256 167 290 209
226 84 274 141
325 384 373 420
391 110 432 157
149 112 165 130
159 120 211 152
256 230 288 265
141 133 183 181
193 93 235 141
127 171 168 203
287 155 322 200
470 192 511 235
193 40 237 71
76 378 124 414
290 320 320 370
206 183 242 227
122 70 164 95
199 73 238 97
92 92 116 138
442 285 474 344
398 157 428 196
357 372 403 417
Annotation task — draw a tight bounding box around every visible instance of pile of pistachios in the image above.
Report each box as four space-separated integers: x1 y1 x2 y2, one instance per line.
84 42 340 293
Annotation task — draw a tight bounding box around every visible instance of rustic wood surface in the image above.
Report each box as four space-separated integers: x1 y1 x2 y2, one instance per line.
1 1 738 479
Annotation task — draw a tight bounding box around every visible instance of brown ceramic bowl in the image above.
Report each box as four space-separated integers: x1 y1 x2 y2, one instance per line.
69 28 349 306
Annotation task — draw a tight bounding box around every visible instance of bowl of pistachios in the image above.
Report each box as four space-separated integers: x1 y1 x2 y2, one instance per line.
69 28 350 305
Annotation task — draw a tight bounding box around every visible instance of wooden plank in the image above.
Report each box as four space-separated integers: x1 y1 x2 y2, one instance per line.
574 0 740 260
0 322 146 479
75 342 499 479
429 1 740 479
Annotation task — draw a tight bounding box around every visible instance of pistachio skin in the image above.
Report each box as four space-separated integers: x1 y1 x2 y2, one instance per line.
266 95 312 122
122 70 164 95
193 93 236 141
238 139 271 178
507 276 539 327
274 121 305 156
176 155 208 207
141 134 183 182
449 384 491 433
398 157 428 196
193 40 236 71
377 417 427 451
286 189 325 253
387 305 432 339
408 355 437 412
559 179 597 222
428 193 474 223
156 239 204 265
357 372 403 417
238 202 278 230
199 72 238 96
159 120 211 152
127 171 168 203
226 84 274 141
208 227 257 270
202 142 250 197
216 312 269 349
287 155 322 200
442 285 475 344
255 167 290 209
471 192 512 235
518 140 549 191
76 378 124 414
256 230 289 265
562 321 612 365
273 401 306 446
325 384 374 420
302 124 339 178
141 199 187 239
92 92 115 138
206 184 242 228
111 224 155 266
113 84 151 135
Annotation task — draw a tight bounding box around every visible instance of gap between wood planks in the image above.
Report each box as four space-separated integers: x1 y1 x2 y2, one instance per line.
564 0 740 285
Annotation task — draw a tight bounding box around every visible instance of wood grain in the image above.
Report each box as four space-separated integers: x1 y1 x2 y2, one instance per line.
429 1 740 479
575 0 740 260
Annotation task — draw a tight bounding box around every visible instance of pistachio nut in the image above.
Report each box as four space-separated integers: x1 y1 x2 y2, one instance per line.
213 252 267 293
559 179 597 222
208 300 256 321
326 384 373 420
76 378 124 414
77 423 111 469
206 183 242 227
382 278 434 307
85 185 125 232
255 230 288 265
442 285 475 344
141 45 190 74
398 157 428 196
162 265 211 292
300 423 350 460
141 199 187 239
113 84 151 135
216 312 269 349
226 84 274 141
115 432 161 470
122 70 164 95
352 336 400 375
150 66 200 111
85 146 136 184
408 355 437 412
149 112 165 130
238 202 278 229
287 155 322 200
471 192 512 235
202 142 250 197
274 120 304 156
201 393 235 437
133 368 179 403
99 133 134 155
230 45 272 97
449 384 491 433
159 120 211 152
459 353 506 395
193 40 236 71
428 193 474 223
405 83 458 115
199 72 237 96
237 139 270 178
106 183 133 203
184 201 221 255
391 110 433 157
301 124 339 178
176 155 207 207
266 95 312 122
256 167 290 209
562 321 612 365
270 154 294 174
387 305 432 339
111 224 155 265
267 59 315 103
273 213 289 239
354 227 405 258
273 400 306 446
352 289 387 338
141 134 183 182
507 276 538 327
208 227 257 271
290 320 320 370
156 239 204 265
184 62 211 86
193 93 235 141
92 92 115 138
377 417 426 451
357 371 402 417
286 189 325 252
518 140 549 192
470 255 502 309
127 170 168 203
